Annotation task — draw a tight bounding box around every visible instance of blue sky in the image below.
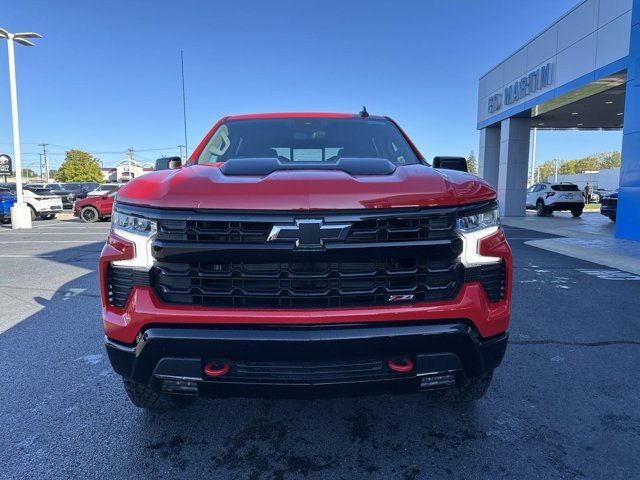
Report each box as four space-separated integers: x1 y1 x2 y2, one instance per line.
0 0 623 172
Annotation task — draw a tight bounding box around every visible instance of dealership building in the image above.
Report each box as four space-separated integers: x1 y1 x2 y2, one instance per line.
477 0 639 241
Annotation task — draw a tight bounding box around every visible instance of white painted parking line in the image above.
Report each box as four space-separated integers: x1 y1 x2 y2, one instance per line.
0 232 108 235
0 240 101 244
578 269 640 281
0 255 54 258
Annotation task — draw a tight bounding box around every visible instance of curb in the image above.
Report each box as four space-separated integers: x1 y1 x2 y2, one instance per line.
525 238 640 276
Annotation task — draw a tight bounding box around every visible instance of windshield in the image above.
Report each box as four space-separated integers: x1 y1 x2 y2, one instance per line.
551 184 580 192
196 117 420 165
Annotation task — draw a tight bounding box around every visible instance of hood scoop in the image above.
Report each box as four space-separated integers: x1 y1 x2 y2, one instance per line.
219 157 397 176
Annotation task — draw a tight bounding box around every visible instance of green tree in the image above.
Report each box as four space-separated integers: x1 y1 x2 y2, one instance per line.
55 150 104 182
537 160 557 182
599 151 621 169
21 168 36 178
467 150 478 175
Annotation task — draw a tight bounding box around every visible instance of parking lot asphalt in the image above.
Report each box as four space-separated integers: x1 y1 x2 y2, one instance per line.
1 219 639 479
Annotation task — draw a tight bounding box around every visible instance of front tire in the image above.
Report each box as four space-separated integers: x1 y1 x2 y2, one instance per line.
80 206 99 223
29 206 36 221
536 200 548 216
571 207 583 217
41 214 56 220
431 373 493 402
122 378 191 409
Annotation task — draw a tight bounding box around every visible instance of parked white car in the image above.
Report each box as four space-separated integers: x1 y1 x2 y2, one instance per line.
22 187 64 220
526 182 584 217
87 183 122 197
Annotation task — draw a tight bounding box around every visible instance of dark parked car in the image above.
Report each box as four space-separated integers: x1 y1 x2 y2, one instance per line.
600 192 618 221
35 182 99 209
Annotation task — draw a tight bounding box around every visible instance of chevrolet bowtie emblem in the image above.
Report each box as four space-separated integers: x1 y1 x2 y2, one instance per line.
267 219 352 249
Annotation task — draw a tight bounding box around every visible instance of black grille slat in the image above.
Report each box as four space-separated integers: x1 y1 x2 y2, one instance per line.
156 215 456 244
106 266 150 307
218 358 409 383
464 262 506 303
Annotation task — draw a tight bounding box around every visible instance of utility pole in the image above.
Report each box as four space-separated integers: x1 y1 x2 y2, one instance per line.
554 159 560 182
181 50 188 159
127 147 134 182
177 145 185 161
39 153 43 180
38 143 49 182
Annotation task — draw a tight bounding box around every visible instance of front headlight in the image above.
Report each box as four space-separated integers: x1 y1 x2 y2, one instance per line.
111 210 157 269
456 205 501 265
112 210 157 237
456 207 499 233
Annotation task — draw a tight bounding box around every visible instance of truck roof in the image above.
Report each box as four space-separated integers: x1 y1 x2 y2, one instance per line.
224 112 385 121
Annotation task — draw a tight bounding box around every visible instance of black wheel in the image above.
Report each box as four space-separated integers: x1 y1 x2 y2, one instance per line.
41 214 56 220
571 208 583 218
430 373 493 402
0 217 9 224
80 206 99 223
29 206 36 221
122 378 192 409
609 215 616 222
536 200 547 216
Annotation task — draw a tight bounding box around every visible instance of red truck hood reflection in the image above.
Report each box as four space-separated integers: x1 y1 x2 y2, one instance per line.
116 164 496 210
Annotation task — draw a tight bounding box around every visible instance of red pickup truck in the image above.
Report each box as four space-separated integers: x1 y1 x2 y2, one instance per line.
100 112 511 409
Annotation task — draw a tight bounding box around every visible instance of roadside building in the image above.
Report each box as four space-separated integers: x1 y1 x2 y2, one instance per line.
477 0 639 241
100 159 154 182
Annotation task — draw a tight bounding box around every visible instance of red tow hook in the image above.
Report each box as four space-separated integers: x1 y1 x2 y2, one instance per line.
204 361 230 377
387 357 414 373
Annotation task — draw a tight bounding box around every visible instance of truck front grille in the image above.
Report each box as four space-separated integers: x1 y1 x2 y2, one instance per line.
109 202 504 309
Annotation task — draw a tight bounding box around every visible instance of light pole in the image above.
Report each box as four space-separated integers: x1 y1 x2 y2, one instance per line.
530 128 537 185
0 28 41 229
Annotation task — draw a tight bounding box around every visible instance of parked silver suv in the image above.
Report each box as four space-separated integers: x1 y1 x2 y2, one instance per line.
526 182 584 217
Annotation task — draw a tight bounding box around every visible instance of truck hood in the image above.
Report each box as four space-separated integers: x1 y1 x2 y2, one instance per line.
116 164 496 210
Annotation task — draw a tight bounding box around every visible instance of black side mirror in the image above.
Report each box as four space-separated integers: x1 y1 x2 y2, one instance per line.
432 156 468 172
155 156 183 171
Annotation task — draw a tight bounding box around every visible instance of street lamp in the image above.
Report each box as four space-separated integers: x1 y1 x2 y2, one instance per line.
0 28 41 229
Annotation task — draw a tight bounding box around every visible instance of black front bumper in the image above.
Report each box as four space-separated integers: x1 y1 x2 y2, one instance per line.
105 322 508 398
547 202 583 211
600 206 616 217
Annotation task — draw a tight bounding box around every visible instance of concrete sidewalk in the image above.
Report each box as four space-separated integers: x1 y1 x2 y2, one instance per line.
503 212 640 275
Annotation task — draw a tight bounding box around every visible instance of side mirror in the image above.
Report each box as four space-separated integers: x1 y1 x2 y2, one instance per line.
432 156 468 172
155 156 183 171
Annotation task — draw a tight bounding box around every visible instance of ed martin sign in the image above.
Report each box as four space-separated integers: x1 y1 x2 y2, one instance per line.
488 63 553 113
